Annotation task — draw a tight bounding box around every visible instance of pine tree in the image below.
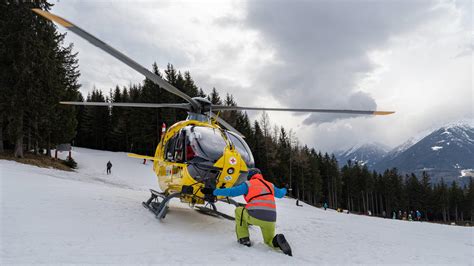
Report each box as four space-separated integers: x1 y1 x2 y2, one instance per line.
140 64 164 154
183 71 198 97
466 178 474 222
81 89 110 150
1 1 80 157
208 87 222 105
109 86 127 151
420 172 432 220
162 63 178 125
221 93 238 127
406 173 422 212
449 181 463 223
198 88 206 98
1 1 44 157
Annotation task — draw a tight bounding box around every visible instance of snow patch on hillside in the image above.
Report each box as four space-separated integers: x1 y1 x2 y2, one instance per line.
461 169 474 177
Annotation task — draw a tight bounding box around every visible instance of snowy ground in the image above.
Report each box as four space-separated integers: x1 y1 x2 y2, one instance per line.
1 147 473 265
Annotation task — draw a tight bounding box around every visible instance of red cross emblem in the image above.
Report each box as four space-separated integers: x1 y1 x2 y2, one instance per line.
229 157 237 165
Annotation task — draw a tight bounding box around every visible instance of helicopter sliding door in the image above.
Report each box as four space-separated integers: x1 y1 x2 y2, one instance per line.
164 130 185 162
159 129 187 192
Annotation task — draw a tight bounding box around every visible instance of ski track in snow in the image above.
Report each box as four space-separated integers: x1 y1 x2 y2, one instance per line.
1 147 473 265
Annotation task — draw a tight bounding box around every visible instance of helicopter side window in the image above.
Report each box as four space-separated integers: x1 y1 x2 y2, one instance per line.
174 130 185 163
226 131 255 168
165 132 179 162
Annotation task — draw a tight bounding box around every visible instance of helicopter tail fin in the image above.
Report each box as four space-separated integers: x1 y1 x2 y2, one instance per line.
127 153 159 161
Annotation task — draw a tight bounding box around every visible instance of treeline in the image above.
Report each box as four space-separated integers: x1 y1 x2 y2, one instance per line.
0 1 81 157
339 162 473 223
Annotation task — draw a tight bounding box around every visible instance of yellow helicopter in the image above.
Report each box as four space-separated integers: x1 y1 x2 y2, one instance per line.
32 9 395 220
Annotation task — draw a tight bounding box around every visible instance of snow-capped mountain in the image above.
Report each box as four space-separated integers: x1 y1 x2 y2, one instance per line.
382 131 430 162
335 143 390 169
335 122 474 184
374 123 474 183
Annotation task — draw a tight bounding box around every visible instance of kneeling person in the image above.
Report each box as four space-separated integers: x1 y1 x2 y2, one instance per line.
203 168 292 256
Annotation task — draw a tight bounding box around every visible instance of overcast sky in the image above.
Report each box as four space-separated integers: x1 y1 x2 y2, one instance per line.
51 0 472 153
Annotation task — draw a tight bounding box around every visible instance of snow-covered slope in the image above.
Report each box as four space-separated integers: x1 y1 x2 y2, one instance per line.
1 148 472 264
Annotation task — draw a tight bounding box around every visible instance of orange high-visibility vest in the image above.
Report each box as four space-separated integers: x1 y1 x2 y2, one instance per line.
244 174 276 212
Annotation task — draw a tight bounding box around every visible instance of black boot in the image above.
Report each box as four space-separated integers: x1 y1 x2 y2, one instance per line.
238 237 251 247
272 234 292 256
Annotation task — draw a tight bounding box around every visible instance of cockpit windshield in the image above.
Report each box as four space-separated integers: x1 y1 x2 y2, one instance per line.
183 126 255 167
185 126 227 162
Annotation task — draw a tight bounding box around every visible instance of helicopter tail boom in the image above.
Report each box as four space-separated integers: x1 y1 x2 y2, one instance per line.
127 153 159 161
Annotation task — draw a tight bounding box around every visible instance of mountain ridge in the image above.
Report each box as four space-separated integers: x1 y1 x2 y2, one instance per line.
335 122 474 184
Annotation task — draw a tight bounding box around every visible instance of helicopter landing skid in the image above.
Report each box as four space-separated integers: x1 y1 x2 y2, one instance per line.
195 203 235 221
142 189 181 220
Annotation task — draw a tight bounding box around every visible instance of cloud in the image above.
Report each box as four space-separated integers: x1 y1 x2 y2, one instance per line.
242 0 446 124
52 0 254 96
303 91 377 124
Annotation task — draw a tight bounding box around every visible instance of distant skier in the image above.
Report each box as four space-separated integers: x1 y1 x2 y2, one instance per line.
106 161 112 175
201 168 292 256
408 213 413 221
416 210 422 221
392 211 396 219
323 202 328 211
296 199 303 207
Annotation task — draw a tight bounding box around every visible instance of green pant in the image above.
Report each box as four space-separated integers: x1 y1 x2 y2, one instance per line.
235 206 275 247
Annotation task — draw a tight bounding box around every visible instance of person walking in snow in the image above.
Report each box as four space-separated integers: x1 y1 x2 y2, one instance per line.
201 168 292 256
416 210 421 221
323 202 328 211
106 161 112 175
296 199 303 207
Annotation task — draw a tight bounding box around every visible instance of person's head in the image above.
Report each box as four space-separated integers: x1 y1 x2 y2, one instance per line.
247 168 261 180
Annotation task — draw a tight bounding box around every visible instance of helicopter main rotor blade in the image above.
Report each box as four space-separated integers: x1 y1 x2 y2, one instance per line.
32 9 200 111
211 105 395 115
60 101 191 109
208 113 245 138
